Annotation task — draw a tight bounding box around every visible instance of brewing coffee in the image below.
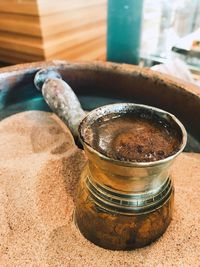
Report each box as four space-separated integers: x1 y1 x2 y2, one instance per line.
34 66 187 251
84 113 181 162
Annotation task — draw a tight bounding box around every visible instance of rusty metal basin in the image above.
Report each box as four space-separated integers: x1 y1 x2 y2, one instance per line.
0 60 199 152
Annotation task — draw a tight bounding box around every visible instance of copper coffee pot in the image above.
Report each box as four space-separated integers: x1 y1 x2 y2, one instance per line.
34 69 187 250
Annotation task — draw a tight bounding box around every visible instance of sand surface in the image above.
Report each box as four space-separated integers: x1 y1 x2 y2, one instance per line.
0 111 199 267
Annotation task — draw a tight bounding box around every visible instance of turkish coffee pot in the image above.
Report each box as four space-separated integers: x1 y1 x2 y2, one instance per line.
34 69 187 250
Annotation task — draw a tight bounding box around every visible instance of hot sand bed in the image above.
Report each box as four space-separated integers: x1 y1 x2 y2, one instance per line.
0 111 199 267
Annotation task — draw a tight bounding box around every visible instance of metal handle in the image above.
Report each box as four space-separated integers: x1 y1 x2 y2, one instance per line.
34 69 86 138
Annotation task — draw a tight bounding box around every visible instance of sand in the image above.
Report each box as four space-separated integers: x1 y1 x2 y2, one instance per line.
0 110 199 267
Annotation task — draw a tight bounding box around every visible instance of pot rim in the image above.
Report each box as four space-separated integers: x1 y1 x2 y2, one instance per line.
78 103 187 167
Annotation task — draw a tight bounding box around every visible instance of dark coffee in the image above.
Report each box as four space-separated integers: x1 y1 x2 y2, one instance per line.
85 113 181 162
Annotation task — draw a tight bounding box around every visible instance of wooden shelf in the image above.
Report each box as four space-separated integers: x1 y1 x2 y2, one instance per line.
0 13 41 36
0 0 107 64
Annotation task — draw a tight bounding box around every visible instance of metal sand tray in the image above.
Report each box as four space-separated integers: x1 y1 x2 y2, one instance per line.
33 67 187 250
0 61 199 252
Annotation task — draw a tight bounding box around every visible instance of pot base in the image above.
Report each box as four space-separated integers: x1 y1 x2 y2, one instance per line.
75 180 174 251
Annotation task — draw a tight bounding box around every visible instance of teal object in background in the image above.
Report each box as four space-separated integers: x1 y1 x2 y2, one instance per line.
107 0 144 65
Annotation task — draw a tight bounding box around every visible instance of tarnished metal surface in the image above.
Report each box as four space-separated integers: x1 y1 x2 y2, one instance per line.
75 177 174 250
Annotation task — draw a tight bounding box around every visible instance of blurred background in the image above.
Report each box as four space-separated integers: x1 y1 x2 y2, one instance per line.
0 0 200 83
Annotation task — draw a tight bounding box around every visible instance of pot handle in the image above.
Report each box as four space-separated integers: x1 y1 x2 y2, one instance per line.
34 69 86 138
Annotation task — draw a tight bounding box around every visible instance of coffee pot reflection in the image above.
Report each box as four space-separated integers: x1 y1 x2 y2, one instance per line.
34 69 187 250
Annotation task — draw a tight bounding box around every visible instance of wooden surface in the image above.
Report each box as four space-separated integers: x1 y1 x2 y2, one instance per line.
0 0 107 63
